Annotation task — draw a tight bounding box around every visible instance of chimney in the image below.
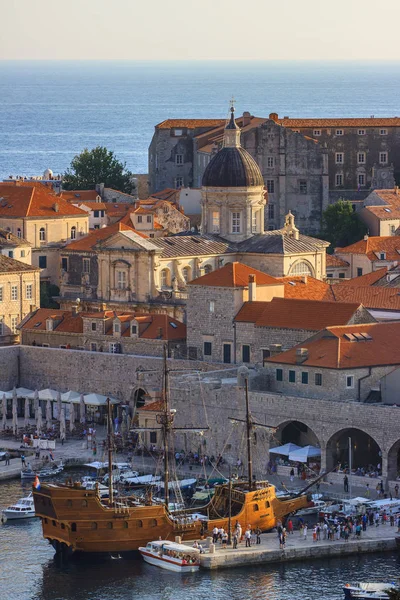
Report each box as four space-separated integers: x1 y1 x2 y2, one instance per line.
248 274 257 302
296 347 309 364
53 202 59 213
242 111 251 127
395 186 399 195
301 275 308 284
364 234 369 241
269 112 279 123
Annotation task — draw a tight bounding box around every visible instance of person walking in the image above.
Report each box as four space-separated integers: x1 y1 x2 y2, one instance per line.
255 527 261 545
290 467 294 482
245 528 251 548
233 530 238 549
303 524 308 540
343 475 349 493
287 519 294 535
4 452 10 466
394 484 399 498
212 526 218 544
21 454 26 468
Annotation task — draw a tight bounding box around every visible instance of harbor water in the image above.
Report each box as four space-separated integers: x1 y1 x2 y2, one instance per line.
0 477 399 600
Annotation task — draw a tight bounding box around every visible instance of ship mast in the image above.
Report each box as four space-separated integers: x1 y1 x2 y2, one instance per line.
156 344 174 509
106 397 114 505
245 377 253 491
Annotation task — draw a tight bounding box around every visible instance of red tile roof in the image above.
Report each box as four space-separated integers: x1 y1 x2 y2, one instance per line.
331 285 400 310
20 309 83 333
326 254 349 268
138 314 186 341
156 119 225 130
266 322 400 369
60 190 101 203
73 201 108 211
235 298 363 330
189 262 280 288
278 117 400 128
337 267 388 287
0 184 87 218
139 400 164 412
336 236 400 261
0 255 39 273
63 222 147 251
278 276 335 301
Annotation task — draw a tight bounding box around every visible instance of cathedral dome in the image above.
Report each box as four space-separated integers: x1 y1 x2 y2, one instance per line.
202 146 264 188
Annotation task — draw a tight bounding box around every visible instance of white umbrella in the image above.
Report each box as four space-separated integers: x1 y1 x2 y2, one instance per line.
36 407 43 436
56 391 62 421
60 408 66 441
46 399 52 430
61 391 80 402
2 394 7 430
269 443 302 456
79 394 86 424
288 445 321 463
24 397 30 428
69 402 75 433
12 389 18 435
83 393 119 406
33 389 39 414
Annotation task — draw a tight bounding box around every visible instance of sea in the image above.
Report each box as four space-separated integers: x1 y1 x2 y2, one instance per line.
1 60 400 179
0 477 399 600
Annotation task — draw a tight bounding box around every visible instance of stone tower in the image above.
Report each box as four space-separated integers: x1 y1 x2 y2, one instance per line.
200 105 267 243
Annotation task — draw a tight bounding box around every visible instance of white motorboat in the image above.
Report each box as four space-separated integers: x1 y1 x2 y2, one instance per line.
21 467 36 480
1 492 36 521
296 499 327 516
139 540 200 572
38 462 64 478
343 582 396 599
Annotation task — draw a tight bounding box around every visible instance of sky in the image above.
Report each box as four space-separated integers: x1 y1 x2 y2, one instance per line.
1 0 400 61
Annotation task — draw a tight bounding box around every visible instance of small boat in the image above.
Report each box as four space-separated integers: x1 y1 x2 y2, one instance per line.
139 540 200 572
21 467 36 480
1 493 36 521
343 582 396 599
38 462 64 478
296 499 327 516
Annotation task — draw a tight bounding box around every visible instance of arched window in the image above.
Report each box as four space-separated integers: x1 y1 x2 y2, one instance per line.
91 522 97 530
71 523 77 532
149 519 157 527
123 521 129 529
182 266 191 283
137 519 143 528
82 499 88 507
160 268 170 289
204 264 212 275
39 227 46 241
107 522 113 529
17 228 22 238
289 261 313 276
71 226 76 240
253 503 259 512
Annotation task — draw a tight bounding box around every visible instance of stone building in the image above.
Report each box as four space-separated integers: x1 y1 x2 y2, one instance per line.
0 255 40 345
19 307 186 356
0 228 32 266
149 109 400 234
359 187 400 236
333 234 400 278
0 182 89 284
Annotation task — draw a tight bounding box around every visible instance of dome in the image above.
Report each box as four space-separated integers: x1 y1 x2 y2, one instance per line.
202 146 264 188
43 168 53 179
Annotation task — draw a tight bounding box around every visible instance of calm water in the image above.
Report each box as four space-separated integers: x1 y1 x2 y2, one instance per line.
1 60 400 178
0 478 399 600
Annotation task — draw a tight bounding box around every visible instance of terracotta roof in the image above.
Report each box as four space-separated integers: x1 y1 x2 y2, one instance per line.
73 201 108 211
336 236 400 261
0 255 39 273
189 262 279 288
364 205 400 220
156 119 225 130
105 203 132 217
235 298 363 330
0 228 30 247
266 322 400 369
20 309 83 333
326 254 349 268
63 222 147 252
138 314 186 341
278 276 335 301
337 267 388 287
278 117 400 128
139 400 164 412
331 285 400 310
0 185 87 218
367 189 400 205
153 221 164 230
61 190 101 203
149 189 179 203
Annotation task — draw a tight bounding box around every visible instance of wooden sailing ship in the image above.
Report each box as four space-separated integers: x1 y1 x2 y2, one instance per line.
32 351 317 556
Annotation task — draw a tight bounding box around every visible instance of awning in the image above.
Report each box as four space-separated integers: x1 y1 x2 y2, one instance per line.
288 445 321 462
27 388 59 401
269 443 302 456
61 391 81 402
81 393 119 406
2 387 34 399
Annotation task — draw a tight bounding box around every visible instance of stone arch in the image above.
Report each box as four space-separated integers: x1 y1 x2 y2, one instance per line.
273 419 322 448
288 259 315 277
182 265 192 283
387 438 400 481
325 427 382 472
129 385 148 418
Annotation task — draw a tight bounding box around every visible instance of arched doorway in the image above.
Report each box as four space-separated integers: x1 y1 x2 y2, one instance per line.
274 420 320 447
133 388 146 409
326 428 382 473
387 439 400 482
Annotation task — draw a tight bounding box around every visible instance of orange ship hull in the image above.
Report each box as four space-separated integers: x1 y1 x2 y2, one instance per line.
33 481 310 554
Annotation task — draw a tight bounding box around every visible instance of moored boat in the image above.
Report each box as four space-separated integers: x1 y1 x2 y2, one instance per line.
343 582 396 599
139 540 200 572
1 492 36 522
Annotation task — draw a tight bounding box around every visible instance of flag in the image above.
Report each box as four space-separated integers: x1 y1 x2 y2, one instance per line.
34 475 41 490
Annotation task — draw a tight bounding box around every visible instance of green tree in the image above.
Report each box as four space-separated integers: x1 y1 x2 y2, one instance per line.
62 146 135 193
321 200 367 251
40 282 60 309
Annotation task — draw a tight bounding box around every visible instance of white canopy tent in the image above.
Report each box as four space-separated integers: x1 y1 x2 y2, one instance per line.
81 393 119 406
288 445 321 463
269 443 302 456
61 391 80 402
27 389 59 401
0 387 33 399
